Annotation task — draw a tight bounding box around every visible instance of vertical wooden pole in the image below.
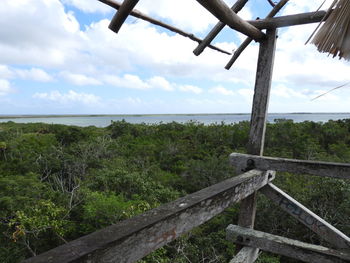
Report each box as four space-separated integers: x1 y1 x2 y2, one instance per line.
235 28 277 261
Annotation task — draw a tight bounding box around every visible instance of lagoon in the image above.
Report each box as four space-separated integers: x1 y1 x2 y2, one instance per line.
1 113 350 127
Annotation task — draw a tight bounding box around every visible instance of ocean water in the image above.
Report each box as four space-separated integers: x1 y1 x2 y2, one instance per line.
0 113 350 127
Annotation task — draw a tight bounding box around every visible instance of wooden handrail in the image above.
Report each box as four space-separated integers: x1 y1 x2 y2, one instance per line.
230 152 350 180
227 225 350 262
23 169 275 263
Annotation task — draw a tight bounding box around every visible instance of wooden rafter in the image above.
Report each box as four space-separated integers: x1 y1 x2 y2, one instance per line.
193 0 249 56
109 0 139 33
99 0 231 55
195 0 265 41
225 0 289 70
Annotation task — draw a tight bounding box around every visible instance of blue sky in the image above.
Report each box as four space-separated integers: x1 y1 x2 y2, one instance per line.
0 0 349 115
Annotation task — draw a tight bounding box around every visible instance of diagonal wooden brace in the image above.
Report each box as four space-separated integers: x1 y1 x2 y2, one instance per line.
260 183 350 249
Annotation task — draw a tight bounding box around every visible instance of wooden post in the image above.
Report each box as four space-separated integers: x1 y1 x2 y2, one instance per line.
235 28 277 261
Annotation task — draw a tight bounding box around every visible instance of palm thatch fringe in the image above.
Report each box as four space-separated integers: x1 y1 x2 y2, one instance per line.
311 0 350 61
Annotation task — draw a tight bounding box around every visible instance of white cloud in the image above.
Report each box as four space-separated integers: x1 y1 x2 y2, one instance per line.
62 0 111 13
0 0 80 67
178 84 202 94
0 65 14 79
148 76 173 91
137 0 217 33
15 68 53 82
0 79 13 96
60 71 102 86
272 85 307 99
33 90 101 105
237 88 253 102
209 86 235 96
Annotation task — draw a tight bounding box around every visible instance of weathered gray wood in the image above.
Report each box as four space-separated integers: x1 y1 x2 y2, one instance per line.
261 183 350 249
248 10 329 29
234 28 277 262
227 225 350 263
195 0 265 41
193 0 248 56
229 246 259 263
246 29 277 156
23 170 275 263
225 0 288 70
230 152 350 180
99 0 230 55
109 0 140 33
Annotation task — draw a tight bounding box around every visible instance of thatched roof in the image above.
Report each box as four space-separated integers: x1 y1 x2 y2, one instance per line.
311 0 350 61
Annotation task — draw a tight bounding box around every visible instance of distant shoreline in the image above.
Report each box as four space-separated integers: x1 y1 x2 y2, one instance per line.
1 112 350 119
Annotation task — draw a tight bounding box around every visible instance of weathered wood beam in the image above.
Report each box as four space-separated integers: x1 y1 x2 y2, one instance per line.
248 10 329 29
99 0 231 55
226 225 350 263
229 246 259 263
109 0 140 33
260 183 350 249
225 0 288 70
195 0 265 41
234 28 277 262
230 152 350 180
247 29 277 157
193 0 249 56
23 170 275 263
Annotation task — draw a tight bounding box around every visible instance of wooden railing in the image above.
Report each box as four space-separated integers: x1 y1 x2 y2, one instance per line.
23 153 350 263
23 168 275 263
227 153 350 263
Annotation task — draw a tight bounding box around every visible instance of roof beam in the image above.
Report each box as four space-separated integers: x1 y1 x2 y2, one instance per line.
193 0 249 56
225 0 289 70
195 0 265 41
99 0 231 55
249 10 328 29
109 0 140 33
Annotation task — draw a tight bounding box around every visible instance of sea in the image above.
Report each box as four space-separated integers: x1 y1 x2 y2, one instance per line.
0 113 350 127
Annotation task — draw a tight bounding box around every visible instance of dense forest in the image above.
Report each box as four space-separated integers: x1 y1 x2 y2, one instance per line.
0 119 349 262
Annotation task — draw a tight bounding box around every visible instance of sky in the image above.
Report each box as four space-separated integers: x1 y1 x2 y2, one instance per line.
0 0 349 115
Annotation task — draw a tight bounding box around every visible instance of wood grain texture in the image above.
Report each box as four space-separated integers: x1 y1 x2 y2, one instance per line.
227 225 350 263
261 183 350 249
229 246 259 263
247 29 277 156
23 170 274 263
